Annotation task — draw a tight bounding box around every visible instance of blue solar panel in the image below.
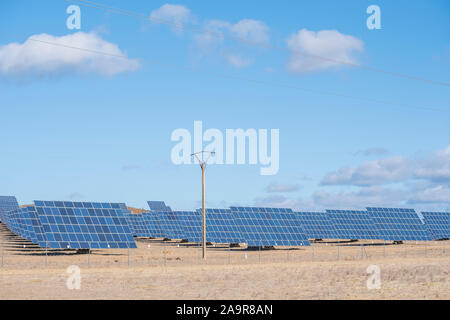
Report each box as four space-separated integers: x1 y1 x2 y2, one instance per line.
142 212 165 238
420 212 449 240
230 207 310 247
7 208 30 241
125 213 152 237
156 211 185 239
178 211 201 242
295 211 337 239
198 208 243 244
26 206 47 247
0 196 19 222
326 209 379 240
147 201 172 212
366 207 432 241
34 201 137 249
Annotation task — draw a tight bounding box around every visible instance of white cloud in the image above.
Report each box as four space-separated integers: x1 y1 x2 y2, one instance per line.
266 183 301 193
229 19 269 45
226 54 252 68
0 32 140 78
321 156 410 186
286 29 363 73
193 18 269 67
253 195 313 210
260 145 450 211
323 145 450 187
413 145 450 183
408 185 450 205
313 187 407 209
150 4 192 34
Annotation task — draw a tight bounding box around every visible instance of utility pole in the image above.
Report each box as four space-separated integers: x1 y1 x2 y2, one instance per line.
191 151 215 260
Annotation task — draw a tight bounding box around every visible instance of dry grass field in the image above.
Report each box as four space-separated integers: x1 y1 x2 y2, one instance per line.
0 224 448 300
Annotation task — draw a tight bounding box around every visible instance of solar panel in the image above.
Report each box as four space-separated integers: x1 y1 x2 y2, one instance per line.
0 196 19 222
366 207 432 241
230 207 310 247
295 211 337 239
420 211 450 240
326 209 379 240
1 207 20 236
147 201 172 212
19 207 38 243
34 201 137 249
156 211 185 239
142 212 165 238
126 213 153 237
198 208 243 244
7 208 30 241
26 206 47 247
178 211 201 242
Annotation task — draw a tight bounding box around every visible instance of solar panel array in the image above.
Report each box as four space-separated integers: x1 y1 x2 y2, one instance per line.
1 194 447 248
326 209 379 240
295 211 337 239
231 207 310 246
367 207 432 241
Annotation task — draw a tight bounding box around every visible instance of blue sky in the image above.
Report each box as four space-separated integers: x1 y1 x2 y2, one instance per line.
0 0 449 211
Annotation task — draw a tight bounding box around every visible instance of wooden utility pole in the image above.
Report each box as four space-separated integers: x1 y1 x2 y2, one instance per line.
192 151 215 260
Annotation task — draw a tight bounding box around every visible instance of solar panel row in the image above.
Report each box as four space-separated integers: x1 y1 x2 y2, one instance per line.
1 195 446 247
421 211 450 240
0 199 137 249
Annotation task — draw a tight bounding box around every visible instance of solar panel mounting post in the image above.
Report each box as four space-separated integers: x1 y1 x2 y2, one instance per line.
164 241 167 267
259 241 261 263
337 241 342 259
45 241 48 267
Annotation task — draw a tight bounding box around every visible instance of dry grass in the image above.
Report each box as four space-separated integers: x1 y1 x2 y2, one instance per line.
0 228 449 300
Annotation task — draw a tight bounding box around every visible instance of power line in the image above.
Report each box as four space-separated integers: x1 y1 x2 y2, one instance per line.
67 0 450 88
0 32 447 113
